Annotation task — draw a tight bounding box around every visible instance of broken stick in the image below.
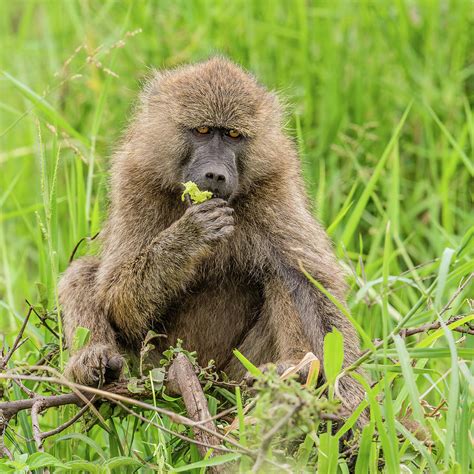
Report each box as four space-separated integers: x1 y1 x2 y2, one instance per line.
167 353 223 470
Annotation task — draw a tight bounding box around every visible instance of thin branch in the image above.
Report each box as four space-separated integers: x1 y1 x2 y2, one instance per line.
40 402 92 440
0 410 13 460
0 365 109 430
12 378 36 398
439 273 473 317
0 443 12 460
25 348 59 375
0 373 249 453
0 306 33 369
341 275 474 380
116 401 245 456
399 314 474 337
25 300 59 339
195 405 237 425
69 232 99 263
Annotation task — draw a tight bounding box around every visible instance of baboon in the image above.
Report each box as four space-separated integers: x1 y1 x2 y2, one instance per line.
59 57 365 415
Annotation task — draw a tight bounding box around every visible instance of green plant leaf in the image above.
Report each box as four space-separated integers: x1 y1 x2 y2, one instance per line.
72 326 90 351
150 367 165 391
55 433 107 460
2 72 90 147
27 452 67 470
323 328 344 385
102 456 142 470
127 377 145 394
355 421 375 474
57 460 101 473
393 335 425 426
171 453 241 472
232 349 263 377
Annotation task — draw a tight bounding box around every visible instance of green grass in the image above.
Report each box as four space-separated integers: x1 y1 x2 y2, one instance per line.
0 0 473 472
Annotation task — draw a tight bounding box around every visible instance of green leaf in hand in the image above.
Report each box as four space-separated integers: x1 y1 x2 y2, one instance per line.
181 181 213 204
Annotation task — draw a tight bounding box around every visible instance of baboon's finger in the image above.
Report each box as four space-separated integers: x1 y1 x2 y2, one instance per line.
193 198 227 211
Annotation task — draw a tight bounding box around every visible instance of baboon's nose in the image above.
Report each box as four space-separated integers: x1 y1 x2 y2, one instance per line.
203 170 228 196
205 172 226 183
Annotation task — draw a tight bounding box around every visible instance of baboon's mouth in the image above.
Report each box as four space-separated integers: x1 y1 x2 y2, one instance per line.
211 191 230 200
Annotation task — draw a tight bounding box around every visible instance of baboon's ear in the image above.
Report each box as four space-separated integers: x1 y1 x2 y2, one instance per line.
140 69 164 104
265 90 287 125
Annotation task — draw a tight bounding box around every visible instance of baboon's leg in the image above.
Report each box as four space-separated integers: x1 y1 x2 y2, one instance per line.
58 256 124 385
230 274 368 425
264 268 368 425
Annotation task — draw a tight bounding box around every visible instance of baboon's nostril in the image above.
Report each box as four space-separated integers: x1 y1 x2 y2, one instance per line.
217 174 226 182
205 172 214 180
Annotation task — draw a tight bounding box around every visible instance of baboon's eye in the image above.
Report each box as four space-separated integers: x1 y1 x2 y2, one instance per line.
196 126 210 134
227 129 241 139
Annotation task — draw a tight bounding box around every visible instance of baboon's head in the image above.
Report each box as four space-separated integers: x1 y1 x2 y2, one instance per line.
134 57 287 201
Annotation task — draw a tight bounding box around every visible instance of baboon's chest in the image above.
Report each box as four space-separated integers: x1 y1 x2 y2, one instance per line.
157 272 263 370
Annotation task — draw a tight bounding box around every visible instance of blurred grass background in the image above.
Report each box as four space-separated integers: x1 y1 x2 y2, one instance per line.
0 0 473 472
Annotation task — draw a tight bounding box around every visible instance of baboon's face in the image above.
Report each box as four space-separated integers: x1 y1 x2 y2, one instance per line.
141 58 284 198
182 126 245 200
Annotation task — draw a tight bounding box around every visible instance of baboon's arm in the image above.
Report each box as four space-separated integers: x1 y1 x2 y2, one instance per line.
262 242 367 413
95 199 233 343
59 256 117 349
96 221 206 343
255 190 368 412
260 192 361 375
267 261 360 369
260 276 312 362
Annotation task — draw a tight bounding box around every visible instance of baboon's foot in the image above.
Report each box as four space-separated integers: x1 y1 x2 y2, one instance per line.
65 344 124 386
244 361 369 435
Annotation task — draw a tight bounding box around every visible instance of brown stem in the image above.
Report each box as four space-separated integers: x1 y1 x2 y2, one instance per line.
41 402 93 440
31 398 46 451
167 353 223 472
0 392 84 420
0 373 247 453
399 315 474 337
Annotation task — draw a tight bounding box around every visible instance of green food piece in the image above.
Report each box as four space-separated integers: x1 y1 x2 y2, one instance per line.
181 181 213 204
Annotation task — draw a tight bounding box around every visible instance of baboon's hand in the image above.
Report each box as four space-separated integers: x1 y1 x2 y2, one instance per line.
181 198 234 243
243 359 310 386
65 344 124 386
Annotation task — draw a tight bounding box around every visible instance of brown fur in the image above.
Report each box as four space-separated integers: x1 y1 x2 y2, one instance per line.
59 57 366 416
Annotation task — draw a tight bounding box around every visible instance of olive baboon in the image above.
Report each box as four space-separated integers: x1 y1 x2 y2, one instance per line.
59 57 365 414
